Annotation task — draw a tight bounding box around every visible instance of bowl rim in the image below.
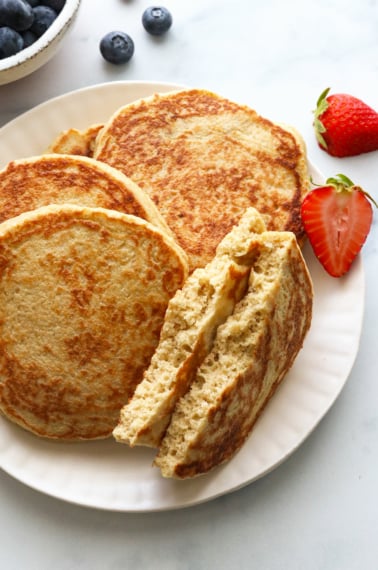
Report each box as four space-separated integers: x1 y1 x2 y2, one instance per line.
0 0 81 72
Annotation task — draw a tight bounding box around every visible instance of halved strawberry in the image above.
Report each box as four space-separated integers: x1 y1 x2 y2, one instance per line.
301 174 377 277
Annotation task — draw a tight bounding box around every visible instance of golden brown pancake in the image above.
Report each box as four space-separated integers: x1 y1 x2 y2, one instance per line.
0 204 188 440
0 153 172 234
154 230 313 478
46 124 103 157
94 89 310 270
113 208 266 448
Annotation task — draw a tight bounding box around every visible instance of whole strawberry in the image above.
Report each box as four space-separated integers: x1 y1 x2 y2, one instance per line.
313 87 378 157
301 174 377 277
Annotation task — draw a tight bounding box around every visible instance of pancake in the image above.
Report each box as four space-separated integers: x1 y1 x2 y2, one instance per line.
154 230 313 478
94 88 310 270
113 207 266 448
0 153 171 234
46 124 103 157
0 204 188 440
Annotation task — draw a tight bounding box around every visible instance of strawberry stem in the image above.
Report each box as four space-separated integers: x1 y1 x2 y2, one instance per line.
361 189 378 209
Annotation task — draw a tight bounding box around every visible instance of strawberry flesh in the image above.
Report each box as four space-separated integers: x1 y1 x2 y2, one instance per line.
301 185 373 277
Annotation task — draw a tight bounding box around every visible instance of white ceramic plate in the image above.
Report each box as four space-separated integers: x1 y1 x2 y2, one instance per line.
0 81 365 512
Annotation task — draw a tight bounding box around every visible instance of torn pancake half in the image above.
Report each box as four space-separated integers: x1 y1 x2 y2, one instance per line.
94 88 310 270
113 207 266 448
154 230 313 478
0 204 188 440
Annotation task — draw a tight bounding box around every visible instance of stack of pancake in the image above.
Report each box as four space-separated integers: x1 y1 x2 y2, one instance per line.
0 89 313 478
0 155 188 440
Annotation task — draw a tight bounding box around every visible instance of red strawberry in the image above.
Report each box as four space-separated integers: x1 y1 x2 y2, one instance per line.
313 87 378 157
301 174 377 277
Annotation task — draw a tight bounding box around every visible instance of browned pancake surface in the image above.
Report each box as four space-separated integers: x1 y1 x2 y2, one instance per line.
95 89 310 270
0 154 171 233
0 205 188 440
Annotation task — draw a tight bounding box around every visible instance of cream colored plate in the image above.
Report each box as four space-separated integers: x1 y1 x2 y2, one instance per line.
0 81 364 511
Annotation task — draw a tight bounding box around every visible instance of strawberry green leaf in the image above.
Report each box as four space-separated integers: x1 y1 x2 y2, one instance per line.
326 174 355 189
314 119 328 148
313 87 331 148
315 87 331 113
332 174 355 187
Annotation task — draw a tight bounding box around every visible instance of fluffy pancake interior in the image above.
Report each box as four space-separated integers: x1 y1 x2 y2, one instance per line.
154 231 313 478
113 208 267 448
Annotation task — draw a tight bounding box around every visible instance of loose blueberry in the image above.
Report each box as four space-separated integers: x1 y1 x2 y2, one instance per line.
41 0 65 13
100 31 134 64
0 26 24 58
24 0 40 6
0 0 34 32
30 5 57 37
142 6 172 36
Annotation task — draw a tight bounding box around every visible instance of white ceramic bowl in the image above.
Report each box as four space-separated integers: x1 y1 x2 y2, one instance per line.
0 0 81 86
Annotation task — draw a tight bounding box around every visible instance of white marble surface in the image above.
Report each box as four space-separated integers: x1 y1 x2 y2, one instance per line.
0 0 377 568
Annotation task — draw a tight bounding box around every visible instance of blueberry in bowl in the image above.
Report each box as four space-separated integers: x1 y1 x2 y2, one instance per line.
0 26 24 58
0 0 81 85
0 0 34 32
30 5 59 38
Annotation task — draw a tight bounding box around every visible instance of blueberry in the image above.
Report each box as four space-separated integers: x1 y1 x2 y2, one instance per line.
100 31 134 64
30 5 57 37
0 0 34 32
21 27 37 47
24 0 40 6
40 0 65 13
142 6 172 36
0 26 24 58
